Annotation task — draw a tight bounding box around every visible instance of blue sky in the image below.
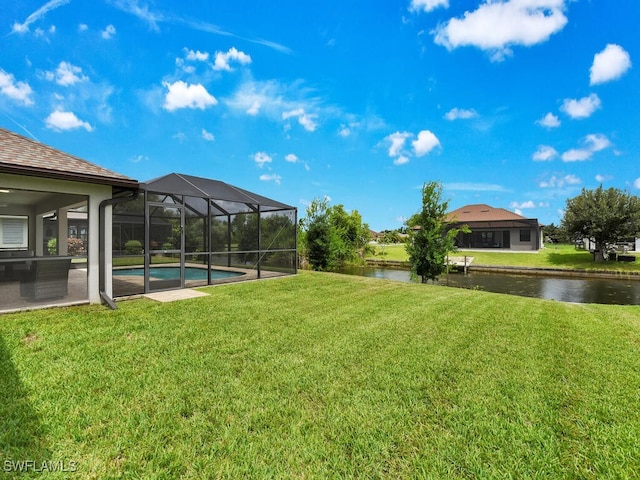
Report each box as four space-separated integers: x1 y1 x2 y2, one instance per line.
1 0 638 231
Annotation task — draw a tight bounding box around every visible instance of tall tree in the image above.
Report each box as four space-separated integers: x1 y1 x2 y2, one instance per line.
299 197 371 270
562 185 640 262
328 205 371 264
405 181 468 283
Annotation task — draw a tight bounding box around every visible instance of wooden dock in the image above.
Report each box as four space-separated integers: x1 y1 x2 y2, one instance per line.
448 256 474 273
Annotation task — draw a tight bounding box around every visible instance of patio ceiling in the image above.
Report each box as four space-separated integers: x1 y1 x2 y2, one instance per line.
0 188 86 214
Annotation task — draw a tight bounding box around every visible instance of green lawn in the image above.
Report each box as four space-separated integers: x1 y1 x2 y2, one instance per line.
2 272 640 478
369 243 640 272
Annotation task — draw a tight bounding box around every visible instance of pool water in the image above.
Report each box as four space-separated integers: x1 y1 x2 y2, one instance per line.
114 266 243 280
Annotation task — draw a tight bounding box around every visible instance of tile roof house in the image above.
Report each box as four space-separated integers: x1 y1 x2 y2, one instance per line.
446 204 543 251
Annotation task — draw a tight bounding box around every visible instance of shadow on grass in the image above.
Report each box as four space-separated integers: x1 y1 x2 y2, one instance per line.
0 333 51 468
546 251 594 267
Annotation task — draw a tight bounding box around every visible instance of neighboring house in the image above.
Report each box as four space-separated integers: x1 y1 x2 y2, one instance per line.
0 127 297 312
446 204 543 251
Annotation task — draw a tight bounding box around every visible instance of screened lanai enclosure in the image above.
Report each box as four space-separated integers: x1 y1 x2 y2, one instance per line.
111 173 297 297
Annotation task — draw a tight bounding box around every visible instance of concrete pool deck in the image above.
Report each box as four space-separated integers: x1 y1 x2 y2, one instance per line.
144 288 210 303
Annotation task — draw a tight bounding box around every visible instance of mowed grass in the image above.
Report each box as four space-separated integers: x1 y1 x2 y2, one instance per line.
2 271 640 478
369 243 640 272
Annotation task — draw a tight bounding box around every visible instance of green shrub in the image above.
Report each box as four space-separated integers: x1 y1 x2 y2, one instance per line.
124 240 143 255
47 238 57 255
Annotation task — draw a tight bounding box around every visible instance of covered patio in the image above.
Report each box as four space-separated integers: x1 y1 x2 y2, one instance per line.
0 127 138 313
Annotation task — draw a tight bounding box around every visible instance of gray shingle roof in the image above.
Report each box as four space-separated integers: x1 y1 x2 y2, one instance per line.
0 127 138 188
143 173 295 212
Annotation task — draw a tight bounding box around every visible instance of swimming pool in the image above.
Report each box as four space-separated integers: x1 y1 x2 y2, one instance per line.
113 266 244 281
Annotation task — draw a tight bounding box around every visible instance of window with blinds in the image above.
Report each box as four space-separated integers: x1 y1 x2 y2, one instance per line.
0 216 28 249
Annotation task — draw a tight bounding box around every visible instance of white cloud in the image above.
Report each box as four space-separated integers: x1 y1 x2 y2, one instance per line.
0 70 34 105
537 112 560 128
131 154 148 163
246 101 261 116
561 93 601 119
338 125 351 137
201 129 214 141
260 173 282 184
584 133 611 152
561 133 611 162
162 81 217 111
510 200 536 209
225 79 323 129
561 149 591 162
412 130 440 156
12 22 29 34
634 178 640 190
78 23 88 32
393 156 410 166
386 131 411 157
213 47 251 71
45 110 93 131
444 107 478 120
539 174 581 188
108 0 162 31
595 174 612 183
12 0 71 34
385 130 440 165
564 175 581 185
282 108 318 132
298 113 319 132
433 0 568 60
253 152 272 168
532 145 558 161
410 0 449 13
285 153 309 171
185 49 209 62
51 61 89 86
101 24 116 39
590 44 632 85
225 83 268 115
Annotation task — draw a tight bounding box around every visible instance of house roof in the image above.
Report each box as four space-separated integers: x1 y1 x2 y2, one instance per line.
447 204 530 223
0 127 138 189
142 173 295 213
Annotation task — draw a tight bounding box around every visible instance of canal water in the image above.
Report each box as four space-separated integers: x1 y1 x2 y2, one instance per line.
337 266 640 305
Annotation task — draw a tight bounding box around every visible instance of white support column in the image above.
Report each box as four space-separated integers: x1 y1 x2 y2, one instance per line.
35 213 45 256
58 207 69 255
87 192 110 304
104 204 113 298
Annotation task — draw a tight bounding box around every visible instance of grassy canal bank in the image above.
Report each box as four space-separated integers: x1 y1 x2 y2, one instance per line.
366 243 640 276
